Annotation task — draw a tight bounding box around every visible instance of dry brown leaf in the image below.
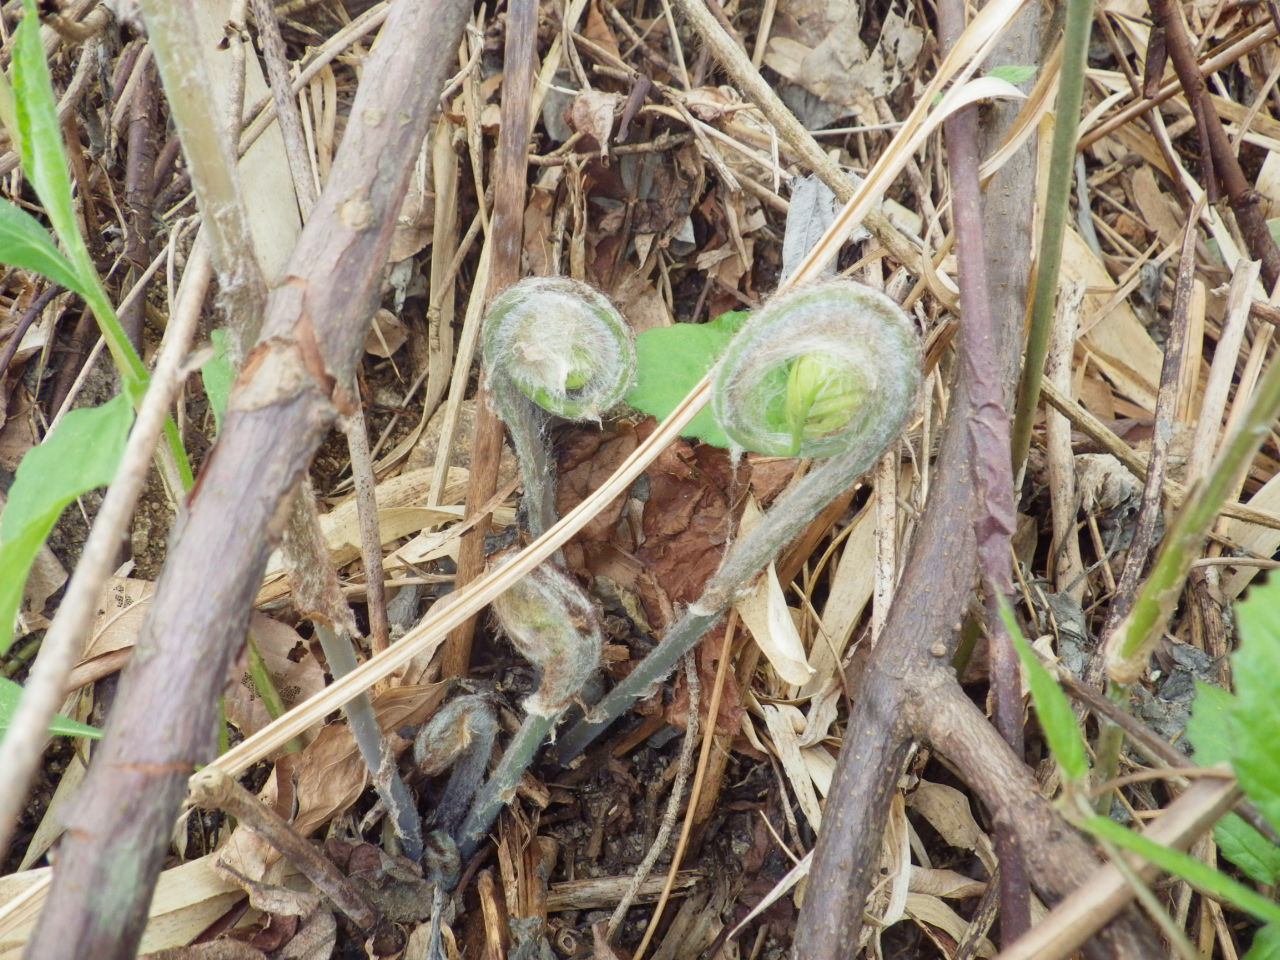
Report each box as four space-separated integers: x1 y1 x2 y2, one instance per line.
567 90 621 156
908 867 986 900
906 893 995 957
363 309 409 358
764 3 922 121
389 186 434 262
141 942 267 959
223 616 325 741
908 781 997 874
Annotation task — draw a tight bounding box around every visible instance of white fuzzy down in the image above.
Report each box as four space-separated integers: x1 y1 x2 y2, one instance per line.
484 276 636 421
711 279 921 459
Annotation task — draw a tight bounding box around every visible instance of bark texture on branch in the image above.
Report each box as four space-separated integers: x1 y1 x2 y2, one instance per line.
26 2 471 957
795 4 1159 956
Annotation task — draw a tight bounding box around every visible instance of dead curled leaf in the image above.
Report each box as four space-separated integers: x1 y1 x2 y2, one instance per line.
566 90 622 156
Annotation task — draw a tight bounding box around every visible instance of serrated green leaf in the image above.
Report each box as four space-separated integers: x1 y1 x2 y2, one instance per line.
0 199 86 295
987 64 1038 85
0 395 133 652
201 329 235 434
1086 815 1280 926
1002 596 1089 783
627 311 749 448
1245 923 1280 960
1217 814 1280 886
1188 681 1236 764
0 676 100 741
1189 681 1280 884
1230 575 1280 833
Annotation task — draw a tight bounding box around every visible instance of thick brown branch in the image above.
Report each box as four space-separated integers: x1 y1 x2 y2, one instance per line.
1148 0 1280 289
444 0 539 678
24 2 472 956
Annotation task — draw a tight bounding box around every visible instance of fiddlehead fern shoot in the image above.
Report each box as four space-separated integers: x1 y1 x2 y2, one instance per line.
414 695 498 837
483 276 637 538
556 279 922 762
455 561 602 860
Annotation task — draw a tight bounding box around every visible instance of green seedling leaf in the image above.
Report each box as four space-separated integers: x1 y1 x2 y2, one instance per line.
0 676 100 741
0 199 86 296
1246 923 1280 960
0 394 133 652
1189 681 1280 885
1002 596 1089 783
783 353 861 456
1230 574 1280 832
628 310 748 448
13 0 86 267
987 64 1038 85
1086 814 1280 927
201 329 235 434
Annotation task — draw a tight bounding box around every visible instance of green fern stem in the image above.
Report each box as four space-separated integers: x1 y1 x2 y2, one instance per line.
556 279 922 762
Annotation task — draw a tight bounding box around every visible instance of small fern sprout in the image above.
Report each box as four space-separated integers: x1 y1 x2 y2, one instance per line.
492 561 603 717
712 280 921 459
483 277 637 539
453 562 603 861
557 279 922 762
484 276 636 421
413 695 498 837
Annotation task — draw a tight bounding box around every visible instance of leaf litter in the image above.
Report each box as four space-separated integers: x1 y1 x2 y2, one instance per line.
0 0 1278 957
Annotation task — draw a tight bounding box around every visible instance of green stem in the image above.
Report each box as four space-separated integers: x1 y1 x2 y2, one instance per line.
1091 679 1128 812
490 370 559 541
316 623 424 861
454 710 556 862
245 630 304 755
554 443 877 762
557 279 921 762
1108 332 1280 681
1009 0 1095 476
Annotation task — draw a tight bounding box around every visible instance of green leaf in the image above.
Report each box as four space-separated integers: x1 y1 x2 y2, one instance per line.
1230 575 1280 833
987 64 1038 86
628 311 749 448
0 676 100 741
201 329 235 434
1189 681 1280 884
0 199 86 295
13 0 84 264
1086 815 1280 927
0 395 133 652
1002 596 1089 783
1217 813 1280 887
1246 923 1280 960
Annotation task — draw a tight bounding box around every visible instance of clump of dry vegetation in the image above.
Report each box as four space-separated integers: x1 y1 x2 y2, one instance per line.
0 0 1279 958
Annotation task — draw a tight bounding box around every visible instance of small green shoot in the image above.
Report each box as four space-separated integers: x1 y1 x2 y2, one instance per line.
1002 597 1088 783
0 676 100 740
1009 571 1280 953
1188 682 1280 885
0 201 88 295
628 310 748 448
986 64 1038 86
201 329 235 434
932 65 1038 105
0 395 134 651
10 0 147 391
